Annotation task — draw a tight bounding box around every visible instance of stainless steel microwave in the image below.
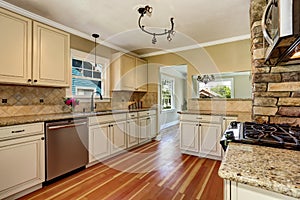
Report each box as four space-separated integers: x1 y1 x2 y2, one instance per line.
262 0 300 65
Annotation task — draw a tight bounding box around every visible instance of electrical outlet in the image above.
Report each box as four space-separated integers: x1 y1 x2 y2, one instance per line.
2 99 7 104
40 98 44 103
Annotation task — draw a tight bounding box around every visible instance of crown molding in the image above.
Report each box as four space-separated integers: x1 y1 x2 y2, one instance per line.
0 0 139 57
139 34 250 58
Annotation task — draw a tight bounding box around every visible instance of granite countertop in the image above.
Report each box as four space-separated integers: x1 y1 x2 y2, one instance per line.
178 110 250 116
218 143 300 198
0 108 154 127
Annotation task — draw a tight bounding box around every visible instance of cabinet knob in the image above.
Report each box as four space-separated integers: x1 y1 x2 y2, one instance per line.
33 80 38 83
28 79 31 82
41 137 45 140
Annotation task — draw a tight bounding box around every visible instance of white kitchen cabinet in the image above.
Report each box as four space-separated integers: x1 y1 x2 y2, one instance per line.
126 112 139 148
0 7 32 85
135 58 148 92
0 8 70 87
180 121 199 153
32 22 70 87
0 123 44 199
150 114 157 138
224 180 297 200
89 124 110 163
139 117 151 144
110 53 147 91
200 123 222 158
110 121 127 154
88 114 127 164
180 114 223 160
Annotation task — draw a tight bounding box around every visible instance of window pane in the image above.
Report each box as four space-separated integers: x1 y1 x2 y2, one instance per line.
72 59 82 68
83 61 93 70
93 71 101 79
83 70 93 78
72 77 101 95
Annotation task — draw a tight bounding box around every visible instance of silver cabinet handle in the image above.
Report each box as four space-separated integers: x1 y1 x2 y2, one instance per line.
48 122 87 130
262 0 276 45
11 129 25 133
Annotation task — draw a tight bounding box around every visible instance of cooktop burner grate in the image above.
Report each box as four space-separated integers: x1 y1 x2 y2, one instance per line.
241 122 300 150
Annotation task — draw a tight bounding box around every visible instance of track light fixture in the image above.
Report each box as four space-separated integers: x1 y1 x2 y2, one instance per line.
137 5 175 44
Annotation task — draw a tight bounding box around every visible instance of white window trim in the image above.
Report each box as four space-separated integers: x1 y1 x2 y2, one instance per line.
68 49 110 101
161 74 175 111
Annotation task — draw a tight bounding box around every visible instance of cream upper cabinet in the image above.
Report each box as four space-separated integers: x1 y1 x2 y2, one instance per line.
0 7 32 84
32 22 70 87
0 8 70 87
110 53 147 91
135 58 147 92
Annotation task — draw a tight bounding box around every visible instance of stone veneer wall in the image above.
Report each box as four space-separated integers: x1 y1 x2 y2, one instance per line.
250 0 300 126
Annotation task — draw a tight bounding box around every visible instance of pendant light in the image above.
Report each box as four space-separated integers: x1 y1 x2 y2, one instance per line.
92 33 99 67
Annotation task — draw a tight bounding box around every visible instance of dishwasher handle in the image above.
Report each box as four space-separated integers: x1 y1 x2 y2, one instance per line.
47 122 87 130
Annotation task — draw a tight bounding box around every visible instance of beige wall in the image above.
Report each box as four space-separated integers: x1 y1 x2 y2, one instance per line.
146 39 251 98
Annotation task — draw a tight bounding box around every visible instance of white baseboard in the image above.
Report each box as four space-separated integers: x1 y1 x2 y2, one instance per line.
160 120 179 130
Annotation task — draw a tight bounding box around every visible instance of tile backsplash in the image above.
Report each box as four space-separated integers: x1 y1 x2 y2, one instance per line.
0 85 68 117
0 85 158 117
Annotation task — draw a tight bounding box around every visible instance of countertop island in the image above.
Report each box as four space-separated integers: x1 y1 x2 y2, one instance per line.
218 143 300 199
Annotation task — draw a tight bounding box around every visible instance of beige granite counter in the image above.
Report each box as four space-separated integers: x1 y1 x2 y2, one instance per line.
178 110 252 121
0 108 154 127
218 143 300 198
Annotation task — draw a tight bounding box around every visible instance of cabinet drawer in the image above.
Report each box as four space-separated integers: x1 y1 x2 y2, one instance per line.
138 110 155 117
0 123 44 140
127 112 138 119
89 113 126 125
180 114 221 123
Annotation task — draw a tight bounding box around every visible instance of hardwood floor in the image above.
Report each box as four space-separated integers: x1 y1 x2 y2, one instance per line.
19 125 223 200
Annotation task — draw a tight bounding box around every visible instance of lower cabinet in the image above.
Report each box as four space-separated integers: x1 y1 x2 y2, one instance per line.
180 121 199 152
126 117 139 148
139 117 151 144
224 180 298 200
150 115 157 139
0 123 45 199
88 114 127 164
180 114 223 160
200 123 222 158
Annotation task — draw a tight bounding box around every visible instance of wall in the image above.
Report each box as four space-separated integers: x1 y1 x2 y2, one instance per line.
146 39 252 99
250 0 300 126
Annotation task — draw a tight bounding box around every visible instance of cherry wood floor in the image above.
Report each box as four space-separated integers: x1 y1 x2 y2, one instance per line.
19 125 223 200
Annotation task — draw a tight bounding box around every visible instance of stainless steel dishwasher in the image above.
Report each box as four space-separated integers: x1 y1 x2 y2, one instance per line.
45 118 88 182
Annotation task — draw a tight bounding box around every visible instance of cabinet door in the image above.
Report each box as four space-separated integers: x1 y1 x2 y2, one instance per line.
136 58 147 92
33 22 70 87
89 124 110 163
120 54 136 91
110 121 127 154
0 8 32 84
200 123 222 157
180 121 199 152
0 135 44 199
139 117 150 143
126 119 139 148
150 116 157 138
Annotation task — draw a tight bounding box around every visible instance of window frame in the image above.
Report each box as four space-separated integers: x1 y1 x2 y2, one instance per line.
198 77 234 98
161 74 175 111
68 49 110 102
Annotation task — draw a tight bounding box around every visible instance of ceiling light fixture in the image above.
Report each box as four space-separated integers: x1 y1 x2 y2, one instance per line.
137 5 175 44
92 33 99 67
197 75 215 85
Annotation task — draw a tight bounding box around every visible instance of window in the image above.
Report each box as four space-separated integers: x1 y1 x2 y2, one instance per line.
198 78 234 98
70 49 110 99
161 75 175 110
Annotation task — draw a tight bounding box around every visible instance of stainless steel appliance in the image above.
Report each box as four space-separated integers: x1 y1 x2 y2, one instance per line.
221 121 300 151
45 118 88 182
262 0 300 65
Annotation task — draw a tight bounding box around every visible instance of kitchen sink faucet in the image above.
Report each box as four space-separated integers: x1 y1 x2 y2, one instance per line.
91 91 103 112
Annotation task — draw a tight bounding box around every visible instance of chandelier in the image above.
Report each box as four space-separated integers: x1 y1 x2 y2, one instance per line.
197 75 215 84
137 5 175 44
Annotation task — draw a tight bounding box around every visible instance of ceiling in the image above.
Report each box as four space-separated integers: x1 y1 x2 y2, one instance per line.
2 0 250 56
